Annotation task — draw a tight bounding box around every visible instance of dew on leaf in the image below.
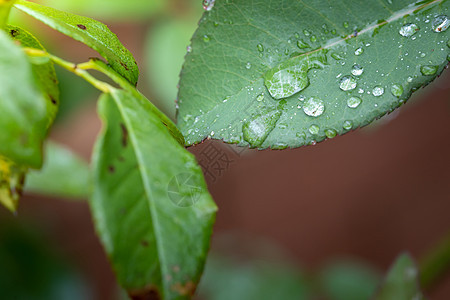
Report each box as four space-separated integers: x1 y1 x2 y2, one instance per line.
296 132 306 139
245 62 252 69
303 29 311 36
297 40 310 49
391 84 404 97
325 129 337 138
186 45 192 53
256 94 264 102
347 96 362 108
203 34 211 42
309 124 320 134
399 23 419 37
310 35 317 42
257 43 264 52
354 47 364 56
264 50 327 99
303 97 325 117
343 120 353 130
331 52 343 60
432 15 449 32
420 65 438 75
351 64 364 76
372 86 384 96
298 95 306 101
242 110 282 147
339 75 357 91
343 21 349 28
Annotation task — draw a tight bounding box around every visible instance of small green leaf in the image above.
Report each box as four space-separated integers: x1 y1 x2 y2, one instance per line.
177 0 450 149
14 0 139 85
25 142 90 199
0 156 26 212
91 89 216 299
7 24 59 128
0 30 48 168
374 253 424 300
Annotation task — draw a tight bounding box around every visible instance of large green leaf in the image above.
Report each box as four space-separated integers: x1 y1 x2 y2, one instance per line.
374 253 424 300
177 0 450 149
25 142 90 199
0 30 48 168
0 0 16 28
7 24 59 128
91 88 217 299
14 0 139 86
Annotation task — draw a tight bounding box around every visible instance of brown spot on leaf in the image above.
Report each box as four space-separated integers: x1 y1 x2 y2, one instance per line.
120 62 129 71
120 123 128 147
108 165 115 173
140 240 149 247
49 95 57 105
129 285 160 300
171 281 196 296
77 24 87 30
9 29 19 37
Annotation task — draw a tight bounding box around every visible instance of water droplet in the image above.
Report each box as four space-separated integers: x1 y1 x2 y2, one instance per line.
298 95 306 101
347 96 362 108
264 50 328 99
343 120 353 130
420 65 438 75
186 45 192 53
309 124 320 135
303 29 311 36
297 39 310 49
278 123 288 129
351 64 364 76
399 23 419 37
296 132 306 139
202 0 215 11
390 84 404 97
372 86 384 97
354 47 364 56
213 21 219 27
343 21 349 28
203 34 210 42
325 129 337 138
303 97 325 117
256 94 264 102
257 43 264 52
245 62 252 69
340 75 357 91
310 35 317 42
432 15 449 32
407 76 414 83
331 52 343 60
242 110 282 147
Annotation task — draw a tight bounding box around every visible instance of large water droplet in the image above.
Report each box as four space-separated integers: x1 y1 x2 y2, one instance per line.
351 64 364 76
354 47 364 56
343 120 353 130
257 43 264 52
202 0 215 11
399 23 419 37
340 76 357 91
242 110 282 147
309 124 320 135
372 86 384 97
303 97 325 117
432 15 449 32
264 50 328 99
347 96 362 108
391 84 404 97
325 129 337 138
420 65 438 75
297 39 310 49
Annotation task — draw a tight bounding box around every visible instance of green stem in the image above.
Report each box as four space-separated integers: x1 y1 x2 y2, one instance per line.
419 232 450 290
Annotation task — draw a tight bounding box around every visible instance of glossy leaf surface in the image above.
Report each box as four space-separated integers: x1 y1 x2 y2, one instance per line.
91 89 216 299
14 0 139 85
177 0 450 149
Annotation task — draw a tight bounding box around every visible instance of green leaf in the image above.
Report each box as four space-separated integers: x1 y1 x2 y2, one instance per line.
0 0 16 28
25 142 90 199
374 253 424 300
177 0 450 149
0 30 48 168
14 0 139 86
91 88 217 299
7 24 59 128
319 261 380 300
0 155 26 212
